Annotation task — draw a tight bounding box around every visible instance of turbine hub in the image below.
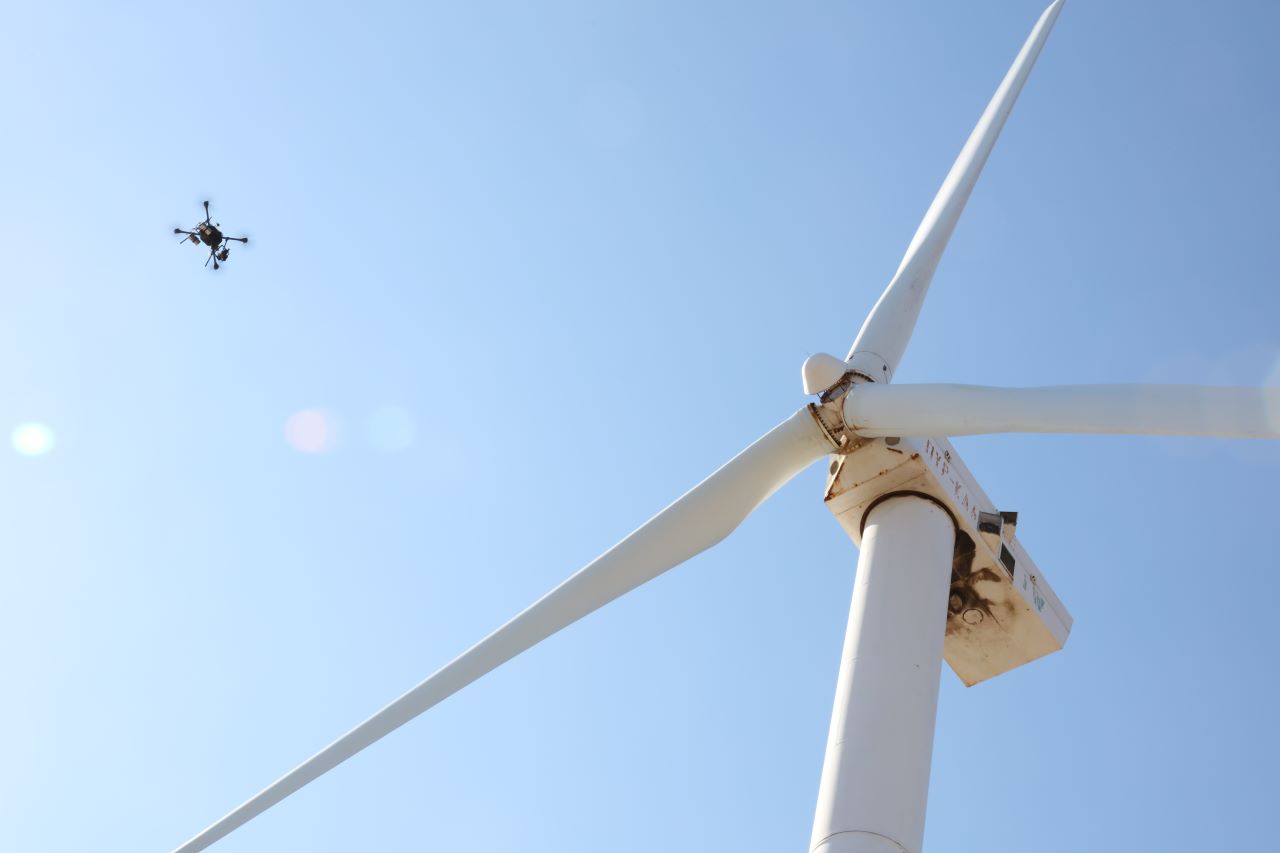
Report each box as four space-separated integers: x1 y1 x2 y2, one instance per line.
801 352 852 396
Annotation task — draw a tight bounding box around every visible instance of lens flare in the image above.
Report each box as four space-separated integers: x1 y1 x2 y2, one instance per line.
11 422 56 457
284 409 337 453
365 406 416 453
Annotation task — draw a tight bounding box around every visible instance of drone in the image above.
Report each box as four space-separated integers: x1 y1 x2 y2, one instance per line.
174 201 248 270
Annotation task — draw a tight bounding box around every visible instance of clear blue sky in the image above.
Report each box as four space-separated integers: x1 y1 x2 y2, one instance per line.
2 2 1278 851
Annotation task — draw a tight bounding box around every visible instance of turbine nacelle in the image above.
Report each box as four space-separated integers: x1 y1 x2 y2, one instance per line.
823 431 1069 686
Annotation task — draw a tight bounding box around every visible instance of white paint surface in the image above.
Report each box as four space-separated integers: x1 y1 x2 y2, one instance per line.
174 408 834 852
845 383 1280 438
846 0 1065 383
810 495 956 853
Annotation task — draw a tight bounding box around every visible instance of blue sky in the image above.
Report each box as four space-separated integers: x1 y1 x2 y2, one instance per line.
2 1 1278 851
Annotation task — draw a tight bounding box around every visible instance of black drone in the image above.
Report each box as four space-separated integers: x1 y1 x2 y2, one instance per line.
174 201 248 270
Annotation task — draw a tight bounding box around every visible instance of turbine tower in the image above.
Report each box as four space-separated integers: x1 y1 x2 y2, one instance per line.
174 2 1279 851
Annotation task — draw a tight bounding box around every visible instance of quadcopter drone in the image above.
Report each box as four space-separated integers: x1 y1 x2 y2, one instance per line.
174 201 248 270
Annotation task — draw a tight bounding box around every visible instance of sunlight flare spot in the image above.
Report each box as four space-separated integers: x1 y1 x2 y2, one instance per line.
11 422 56 457
284 409 337 453
365 406 416 453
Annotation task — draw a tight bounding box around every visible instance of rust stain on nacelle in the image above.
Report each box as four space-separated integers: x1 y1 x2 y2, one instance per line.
823 435 1072 686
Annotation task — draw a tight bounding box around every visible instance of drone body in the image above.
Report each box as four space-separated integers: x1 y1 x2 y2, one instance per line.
174 201 248 270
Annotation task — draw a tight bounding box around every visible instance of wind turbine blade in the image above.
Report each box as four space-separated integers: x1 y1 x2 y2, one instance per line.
174 408 833 853
846 0 1065 383
845 383 1280 438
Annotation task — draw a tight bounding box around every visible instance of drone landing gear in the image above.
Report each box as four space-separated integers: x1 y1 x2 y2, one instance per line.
207 240 238 270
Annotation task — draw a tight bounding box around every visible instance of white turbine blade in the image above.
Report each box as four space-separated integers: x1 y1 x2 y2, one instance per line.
846 0 1065 383
174 408 833 853
845 384 1280 438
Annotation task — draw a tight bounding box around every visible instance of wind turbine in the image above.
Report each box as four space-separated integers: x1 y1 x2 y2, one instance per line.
175 2 1280 851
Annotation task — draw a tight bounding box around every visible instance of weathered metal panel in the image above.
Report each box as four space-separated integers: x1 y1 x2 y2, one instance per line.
824 435 1071 686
